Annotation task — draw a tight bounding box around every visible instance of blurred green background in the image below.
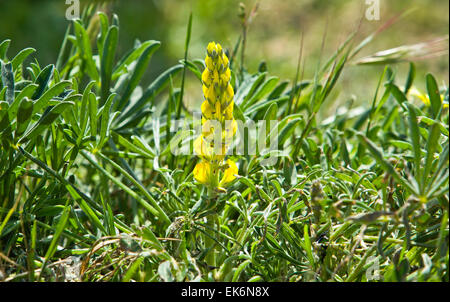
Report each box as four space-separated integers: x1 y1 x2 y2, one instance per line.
1 0 448 114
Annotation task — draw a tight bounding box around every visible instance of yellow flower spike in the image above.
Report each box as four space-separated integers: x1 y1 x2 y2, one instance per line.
219 159 238 187
193 41 238 191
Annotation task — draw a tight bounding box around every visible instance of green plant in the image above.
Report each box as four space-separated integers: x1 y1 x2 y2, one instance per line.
0 5 448 282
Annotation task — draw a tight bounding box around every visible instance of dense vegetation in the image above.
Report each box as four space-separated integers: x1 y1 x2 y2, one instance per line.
0 6 448 282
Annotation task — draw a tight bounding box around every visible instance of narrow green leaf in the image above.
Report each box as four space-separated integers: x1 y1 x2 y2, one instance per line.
11 48 35 71
15 97 34 139
116 41 160 111
73 20 99 81
357 133 417 195
116 64 183 124
406 103 421 186
55 24 72 71
123 257 144 282
232 259 251 282
176 12 193 118
422 122 441 191
100 25 118 104
243 76 279 110
388 83 408 111
33 80 71 114
112 40 155 80
0 39 11 60
19 101 74 144
404 62 415 94
278 117 302 148
8 83 38 120
112 132 155 159
88 92 98 138
43 204 70 262
98 93 116 149
426 73 441 119
32 64 54 100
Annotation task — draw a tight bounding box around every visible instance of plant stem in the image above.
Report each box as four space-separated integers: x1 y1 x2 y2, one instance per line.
205 213 216 269
204 186 218 275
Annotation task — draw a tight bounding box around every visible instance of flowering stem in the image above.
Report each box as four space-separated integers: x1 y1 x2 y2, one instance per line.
205 212 216 270
204 186 218 275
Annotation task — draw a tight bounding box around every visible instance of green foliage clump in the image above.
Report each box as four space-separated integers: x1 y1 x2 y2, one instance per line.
0 7 448 282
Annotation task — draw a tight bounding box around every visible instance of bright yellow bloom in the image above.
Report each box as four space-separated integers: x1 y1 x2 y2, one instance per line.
193 42 238 190
219 159 238 186
409 86 448 109
193 161 211 185
193 159 238 188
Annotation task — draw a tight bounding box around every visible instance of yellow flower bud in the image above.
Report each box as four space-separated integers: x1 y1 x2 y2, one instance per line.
202 69 211 86
205 56 214 70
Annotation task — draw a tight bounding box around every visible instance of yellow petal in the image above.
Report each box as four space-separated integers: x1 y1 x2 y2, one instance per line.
221 68 231 84
201 100 215 119
213 70 219 85
205 56 214 70
207 42 217 56
222 54 229 68
223 101 234 120
215 101 221 117
220 159 238 186
201 119 215 137
207 86 216 103
409 87 430 106
194 135 210 157
202 69 211 86
216 43 223 55
224 118 237 140
193 161 211 185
